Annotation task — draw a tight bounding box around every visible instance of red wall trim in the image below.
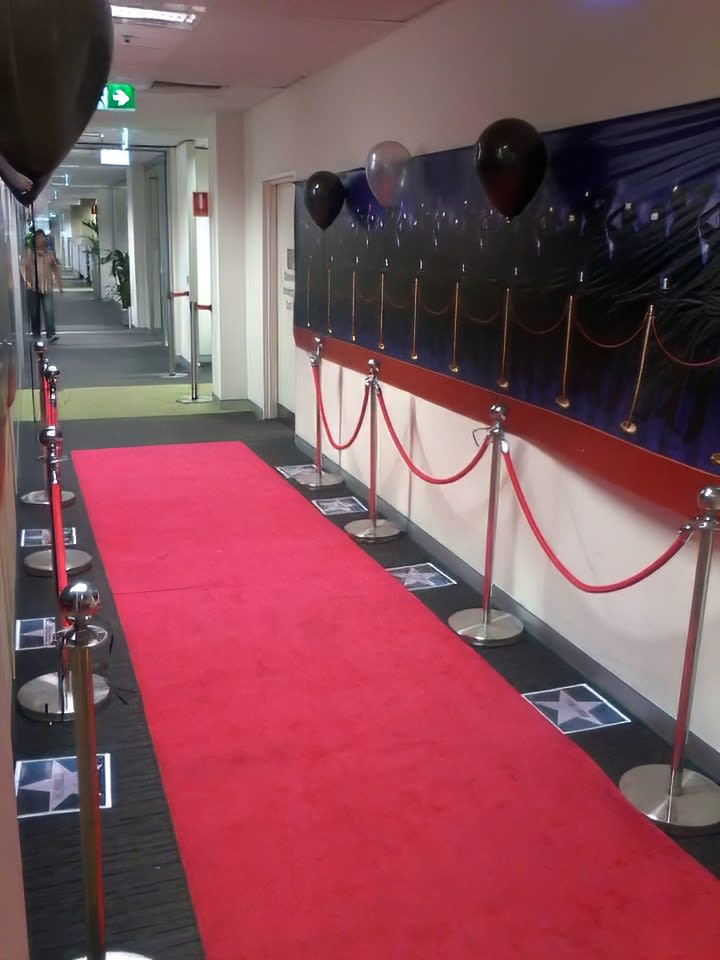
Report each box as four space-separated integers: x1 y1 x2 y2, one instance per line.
295 327 716 518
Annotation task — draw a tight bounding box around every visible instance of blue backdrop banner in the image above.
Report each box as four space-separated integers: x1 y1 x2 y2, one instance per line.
295 98 720 473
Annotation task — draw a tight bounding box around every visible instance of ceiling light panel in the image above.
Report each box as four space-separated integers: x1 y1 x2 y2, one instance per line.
111 4 205 26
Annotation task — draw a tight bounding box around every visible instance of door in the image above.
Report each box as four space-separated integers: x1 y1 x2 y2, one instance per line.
276 181 296 415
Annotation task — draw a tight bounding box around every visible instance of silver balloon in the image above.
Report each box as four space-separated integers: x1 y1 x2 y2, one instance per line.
365 141 411 209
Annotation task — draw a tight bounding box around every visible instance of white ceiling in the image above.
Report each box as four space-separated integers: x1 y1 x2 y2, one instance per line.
45 1 443 214
86 0 445 144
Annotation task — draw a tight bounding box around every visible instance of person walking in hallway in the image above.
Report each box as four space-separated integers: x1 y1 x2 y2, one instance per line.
20 228 63 341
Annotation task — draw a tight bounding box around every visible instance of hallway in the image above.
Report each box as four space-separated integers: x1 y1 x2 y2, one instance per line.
15 276 251 425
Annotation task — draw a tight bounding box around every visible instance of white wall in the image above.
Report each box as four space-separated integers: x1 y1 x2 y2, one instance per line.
168 143 193 361
96 187 117 297
222 0 720 748
194 149 212 359
209 112 247 399
127 164 150 329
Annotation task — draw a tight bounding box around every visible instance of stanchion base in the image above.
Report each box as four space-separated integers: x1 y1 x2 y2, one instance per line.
448 608 524 646
344 518 402 543
20 488 76 507
297 470 343 489
23 548 93 577
176 396 214 404
618 764 720 834
16 672 110 722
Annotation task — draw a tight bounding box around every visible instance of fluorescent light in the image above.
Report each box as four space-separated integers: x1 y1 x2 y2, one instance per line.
110 4 201 24
100 149 130 166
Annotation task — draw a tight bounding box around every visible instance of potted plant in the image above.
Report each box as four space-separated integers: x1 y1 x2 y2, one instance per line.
101 248 132 323
82 218 101 291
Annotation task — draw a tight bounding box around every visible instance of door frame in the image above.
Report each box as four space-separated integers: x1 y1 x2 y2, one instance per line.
262 171 295 421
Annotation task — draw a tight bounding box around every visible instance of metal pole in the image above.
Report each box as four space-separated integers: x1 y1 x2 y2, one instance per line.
17 427 107 723
497 288 511 388
313 339 323 480
23 422 93 580
378 274 385 350
298 339 341 490
177 301 213 404
555 294 574 409
70 635 106 960
620 303 654 434
46 363 59 427
668 512 714 800
190 301 199 401
167 291 179 376
48 429 69 598
368 365 378 528
21 360 77 507
449 281 460 373
448 403 524 645
481 409 503 625
619 486 720 833
62 584 154 960
351 268 357 342
35 340 48 424
411 277 419 361
344 360 401 544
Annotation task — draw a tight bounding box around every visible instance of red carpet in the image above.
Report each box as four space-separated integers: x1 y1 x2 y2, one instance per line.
74 442 720 959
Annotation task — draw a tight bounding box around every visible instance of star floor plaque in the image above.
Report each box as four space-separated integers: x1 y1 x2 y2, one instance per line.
20 527 77 547
15 755 112 819
276 464 318 482
312 495 367 517
386 562 457 591
15 617 57 651
522 684 631 734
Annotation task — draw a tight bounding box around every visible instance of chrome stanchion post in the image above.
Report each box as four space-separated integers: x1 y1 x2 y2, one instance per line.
61 583 153 960
24 418 92 578
345 359 401 543
36 339 49 423
177 301 213 404
21 350 77 506
17 427 109 723
190 301 199 401
619 487 720 833
448 403 524 645
298 337 341 489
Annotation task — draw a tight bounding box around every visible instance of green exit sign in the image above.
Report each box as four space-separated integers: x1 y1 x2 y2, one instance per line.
97 83 136 111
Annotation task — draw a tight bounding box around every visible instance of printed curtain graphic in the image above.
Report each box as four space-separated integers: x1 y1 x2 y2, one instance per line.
294 99 720 473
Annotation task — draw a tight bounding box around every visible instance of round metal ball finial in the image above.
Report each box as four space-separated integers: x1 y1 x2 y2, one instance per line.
39 424 60 446
490 402 506 421
697 486 720 516
59 582 102 624
46 363 59 378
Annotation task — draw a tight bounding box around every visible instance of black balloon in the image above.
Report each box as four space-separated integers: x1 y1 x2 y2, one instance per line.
0 0 113 205
474 118 547 219
304 172 346 230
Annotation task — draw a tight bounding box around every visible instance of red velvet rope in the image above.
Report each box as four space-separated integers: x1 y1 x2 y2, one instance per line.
377 389 491 484
502 448 690 593
312 364 369 451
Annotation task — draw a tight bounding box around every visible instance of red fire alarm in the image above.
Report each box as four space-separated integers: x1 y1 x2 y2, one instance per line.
193 191 209 217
